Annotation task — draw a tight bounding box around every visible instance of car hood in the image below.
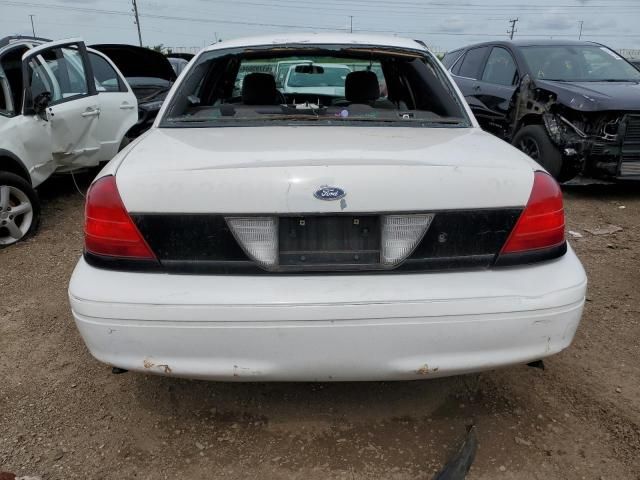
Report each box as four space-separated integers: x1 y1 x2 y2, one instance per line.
116 126 536 213
535 79 640 112
90 44 176 82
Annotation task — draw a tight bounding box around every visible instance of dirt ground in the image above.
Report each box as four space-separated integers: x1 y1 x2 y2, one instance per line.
1 174 639 480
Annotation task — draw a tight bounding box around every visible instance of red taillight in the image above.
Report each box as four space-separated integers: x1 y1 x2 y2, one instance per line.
501 172 565 254
84 176 156 260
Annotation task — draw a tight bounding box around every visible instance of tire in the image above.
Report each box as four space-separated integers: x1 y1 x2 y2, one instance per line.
0 172 41 247
512 125 579 182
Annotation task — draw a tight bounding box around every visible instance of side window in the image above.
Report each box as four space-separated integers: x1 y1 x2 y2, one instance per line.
89 52 126 92
29 45 89 104
482 47 518 86
0 45 29 111
442 50 462 69
457 47 489 79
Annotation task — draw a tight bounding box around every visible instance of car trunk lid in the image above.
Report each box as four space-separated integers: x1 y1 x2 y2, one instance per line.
117 126 535 214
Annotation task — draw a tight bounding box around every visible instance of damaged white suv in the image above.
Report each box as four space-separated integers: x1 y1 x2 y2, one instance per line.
69 34 587 381
0 37 137 246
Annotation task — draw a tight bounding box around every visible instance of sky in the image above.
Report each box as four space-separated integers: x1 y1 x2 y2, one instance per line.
2 0 640 55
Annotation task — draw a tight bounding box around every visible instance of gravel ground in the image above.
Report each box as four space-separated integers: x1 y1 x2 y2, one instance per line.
1 174 639 479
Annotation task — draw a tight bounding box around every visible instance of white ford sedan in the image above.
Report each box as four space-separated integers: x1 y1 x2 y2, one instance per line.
68 34 587 381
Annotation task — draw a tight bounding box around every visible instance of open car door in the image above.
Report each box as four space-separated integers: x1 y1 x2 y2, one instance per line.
22 38 102 171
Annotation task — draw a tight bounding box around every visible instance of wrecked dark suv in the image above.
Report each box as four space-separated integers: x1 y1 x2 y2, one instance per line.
444 40 640 181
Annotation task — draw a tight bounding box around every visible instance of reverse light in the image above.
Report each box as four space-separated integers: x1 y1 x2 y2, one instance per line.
226 217 278 269
381 214 434 266
500 172 565 255
84 176 156 260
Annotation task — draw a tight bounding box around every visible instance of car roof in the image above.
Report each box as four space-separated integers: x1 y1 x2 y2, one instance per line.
203 33 427 53
0 35 51 49
455 39 603 50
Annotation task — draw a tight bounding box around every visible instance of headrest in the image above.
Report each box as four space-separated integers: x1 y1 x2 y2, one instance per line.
242 72 277 105
345 70 380 104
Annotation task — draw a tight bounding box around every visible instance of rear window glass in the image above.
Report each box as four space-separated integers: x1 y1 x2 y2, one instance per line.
161 44 469 129
89 52 126 92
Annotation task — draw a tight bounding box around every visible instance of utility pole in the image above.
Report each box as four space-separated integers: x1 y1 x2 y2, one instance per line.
132 0 143 47
349 16 353 33
29 14 36 37
578 20 584 40
508 18 518 40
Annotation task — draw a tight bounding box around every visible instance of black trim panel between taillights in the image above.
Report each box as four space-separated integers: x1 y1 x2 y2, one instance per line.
79 208 568 274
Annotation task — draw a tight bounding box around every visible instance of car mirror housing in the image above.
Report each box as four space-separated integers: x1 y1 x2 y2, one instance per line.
33 91 52 117
24 88 51 119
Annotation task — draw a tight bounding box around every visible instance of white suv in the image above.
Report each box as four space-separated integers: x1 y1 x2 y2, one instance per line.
0 37 137 246
69 34 587 382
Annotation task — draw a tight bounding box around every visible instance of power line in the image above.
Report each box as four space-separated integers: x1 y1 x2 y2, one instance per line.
211 0 640 12
193 0 640 16
4 1 640 40
6 0 640 17
206 0 640 9
1 1 344 31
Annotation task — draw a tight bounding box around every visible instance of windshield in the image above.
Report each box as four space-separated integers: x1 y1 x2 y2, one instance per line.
160 44 469 128
521 45 640 82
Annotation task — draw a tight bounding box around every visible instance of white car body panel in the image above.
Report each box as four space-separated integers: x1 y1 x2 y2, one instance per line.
117 126 536 213
70 34 587 381
69 249 586 381
202 33 438 53
88 50 138 163
22 37 84 57
0 38 137 186
0 112 55 186
44 96 102 170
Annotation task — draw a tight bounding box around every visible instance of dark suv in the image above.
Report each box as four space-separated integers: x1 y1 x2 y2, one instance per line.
443 40 640 181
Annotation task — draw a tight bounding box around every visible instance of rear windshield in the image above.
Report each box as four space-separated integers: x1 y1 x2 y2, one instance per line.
160 44 470 128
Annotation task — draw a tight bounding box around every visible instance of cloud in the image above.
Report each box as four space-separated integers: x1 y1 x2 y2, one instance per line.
438 16 471 33
528 13 574 31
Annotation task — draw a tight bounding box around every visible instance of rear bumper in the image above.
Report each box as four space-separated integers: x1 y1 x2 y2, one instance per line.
68 248 587 381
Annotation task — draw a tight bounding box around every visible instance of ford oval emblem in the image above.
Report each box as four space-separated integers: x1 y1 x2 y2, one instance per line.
314 186 346 201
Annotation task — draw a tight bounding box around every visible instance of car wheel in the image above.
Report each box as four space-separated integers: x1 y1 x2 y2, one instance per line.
512 125 578 182
0 172 41 247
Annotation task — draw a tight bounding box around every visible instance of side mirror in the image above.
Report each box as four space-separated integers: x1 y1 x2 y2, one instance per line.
24 88 51 118
33 91 52 115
